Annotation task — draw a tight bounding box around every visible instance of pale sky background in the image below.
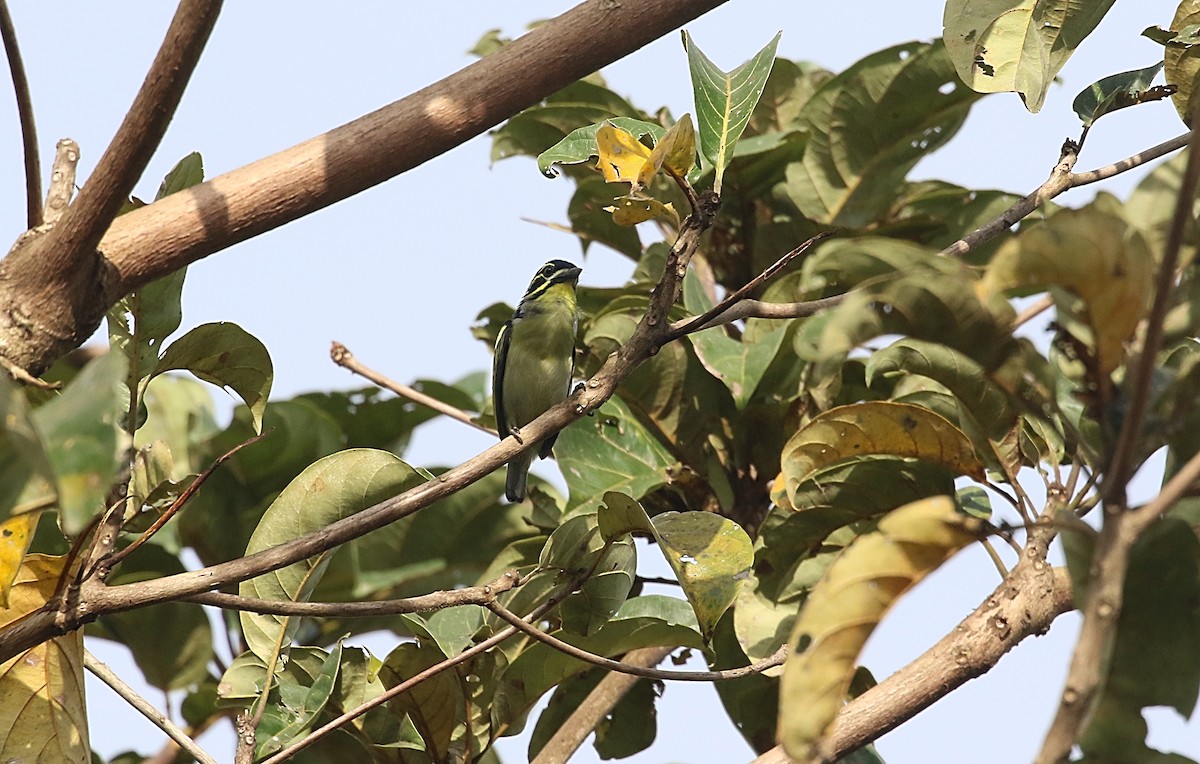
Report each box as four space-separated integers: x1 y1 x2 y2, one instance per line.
1 2 1196 763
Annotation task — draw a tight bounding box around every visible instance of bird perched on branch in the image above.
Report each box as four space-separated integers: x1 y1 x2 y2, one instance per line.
492 259 582 502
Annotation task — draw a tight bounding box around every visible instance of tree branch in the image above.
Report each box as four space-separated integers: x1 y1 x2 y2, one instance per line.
531 645 675 764
85 650 218 764
753 525 1072 764
487 599 787 681
331 341 494 436
0 0 222 375
184 570 519 616
0 0 41 228
1036 121 1200 762
94 0 729 317
0 165 721 665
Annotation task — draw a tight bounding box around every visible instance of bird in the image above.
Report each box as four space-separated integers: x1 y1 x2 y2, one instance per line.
492 259 582 502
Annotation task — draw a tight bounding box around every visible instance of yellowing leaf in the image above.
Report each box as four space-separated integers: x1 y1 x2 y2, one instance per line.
980 205 1154 376
0 512 42 606
595 123 652 185
0 554 89 763
606 196 678 227
778 497 982 760
780 401 986 505
638 113 697 187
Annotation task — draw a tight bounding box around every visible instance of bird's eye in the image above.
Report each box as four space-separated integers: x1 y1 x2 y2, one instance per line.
542 265 555 276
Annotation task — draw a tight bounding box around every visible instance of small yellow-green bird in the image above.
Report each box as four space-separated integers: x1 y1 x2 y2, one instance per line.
492 259 582 502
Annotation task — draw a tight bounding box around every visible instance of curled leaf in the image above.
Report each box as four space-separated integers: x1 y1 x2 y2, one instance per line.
778 496 983 760
595 123 652 184
780 401 986 506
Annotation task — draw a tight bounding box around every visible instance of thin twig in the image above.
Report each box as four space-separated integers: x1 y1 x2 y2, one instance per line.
331 341 494 435
1014 294 1054 329
488 599 787 681
259 581 579 764
754 525 1071 764
1104 128 1200 505
532 645 674 764
100 430 270 575
38 0 222 275
1035 121 1200 764
85 650 218 764
183 570 519 616
665 232 834 341
0 0 41 227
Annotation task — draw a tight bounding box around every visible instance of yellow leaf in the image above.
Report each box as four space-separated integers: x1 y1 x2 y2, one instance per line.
777 496 982 761
605 195 678 227
0 554 89 763
0 511 41 606
980 206 1154 377
780 401 986 506
637 113 697 187
595 123 652 185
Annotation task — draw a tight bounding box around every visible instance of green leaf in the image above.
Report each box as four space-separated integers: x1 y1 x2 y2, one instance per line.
1165 3 1200 124
257 642 342 757
555 395 676 518
600 492 752 641
683 269 787 408
381 641 460 762
107 153 205 434
567 174 643 258
537 117 665 178
496 595 703 727
1070 518 1200 760
239 449 425 662
943 0 1117 112
154 322 273 434
529 669 660 760
87 544 213 691
712 611 779 754
983 205 1155 377
651 511 753 642
0 372 55 526
495 80 644 165
156 152 204 198
34 352 127 536
780 401 986 506
1072 63 1167 127
684 30 781 195
779 497 982 759
784 41 980 226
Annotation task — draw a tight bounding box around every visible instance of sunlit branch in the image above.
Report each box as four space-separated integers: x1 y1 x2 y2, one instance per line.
85 650 218 764
331 341 494 436
487 599 788 681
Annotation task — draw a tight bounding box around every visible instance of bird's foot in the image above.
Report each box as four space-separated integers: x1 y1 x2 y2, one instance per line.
509 426 525 445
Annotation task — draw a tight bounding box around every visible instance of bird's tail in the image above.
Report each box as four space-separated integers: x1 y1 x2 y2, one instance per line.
506 451 535 503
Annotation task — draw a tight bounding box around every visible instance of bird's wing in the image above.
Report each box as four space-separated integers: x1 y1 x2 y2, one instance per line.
492 319 513 439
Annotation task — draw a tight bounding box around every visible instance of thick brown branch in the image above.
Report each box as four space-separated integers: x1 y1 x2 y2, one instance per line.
98 0 729 307
531 646 674 764
185 570 519 616
0 0 41 227
0 1 221 374
753 526 1072 764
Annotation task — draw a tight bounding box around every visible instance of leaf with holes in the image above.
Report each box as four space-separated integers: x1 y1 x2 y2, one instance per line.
943 0 1117 112
684 30 781 195
778 497 982 760
780 401 985 506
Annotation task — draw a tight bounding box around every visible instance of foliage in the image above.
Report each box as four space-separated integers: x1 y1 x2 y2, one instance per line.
2 3 1200 764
